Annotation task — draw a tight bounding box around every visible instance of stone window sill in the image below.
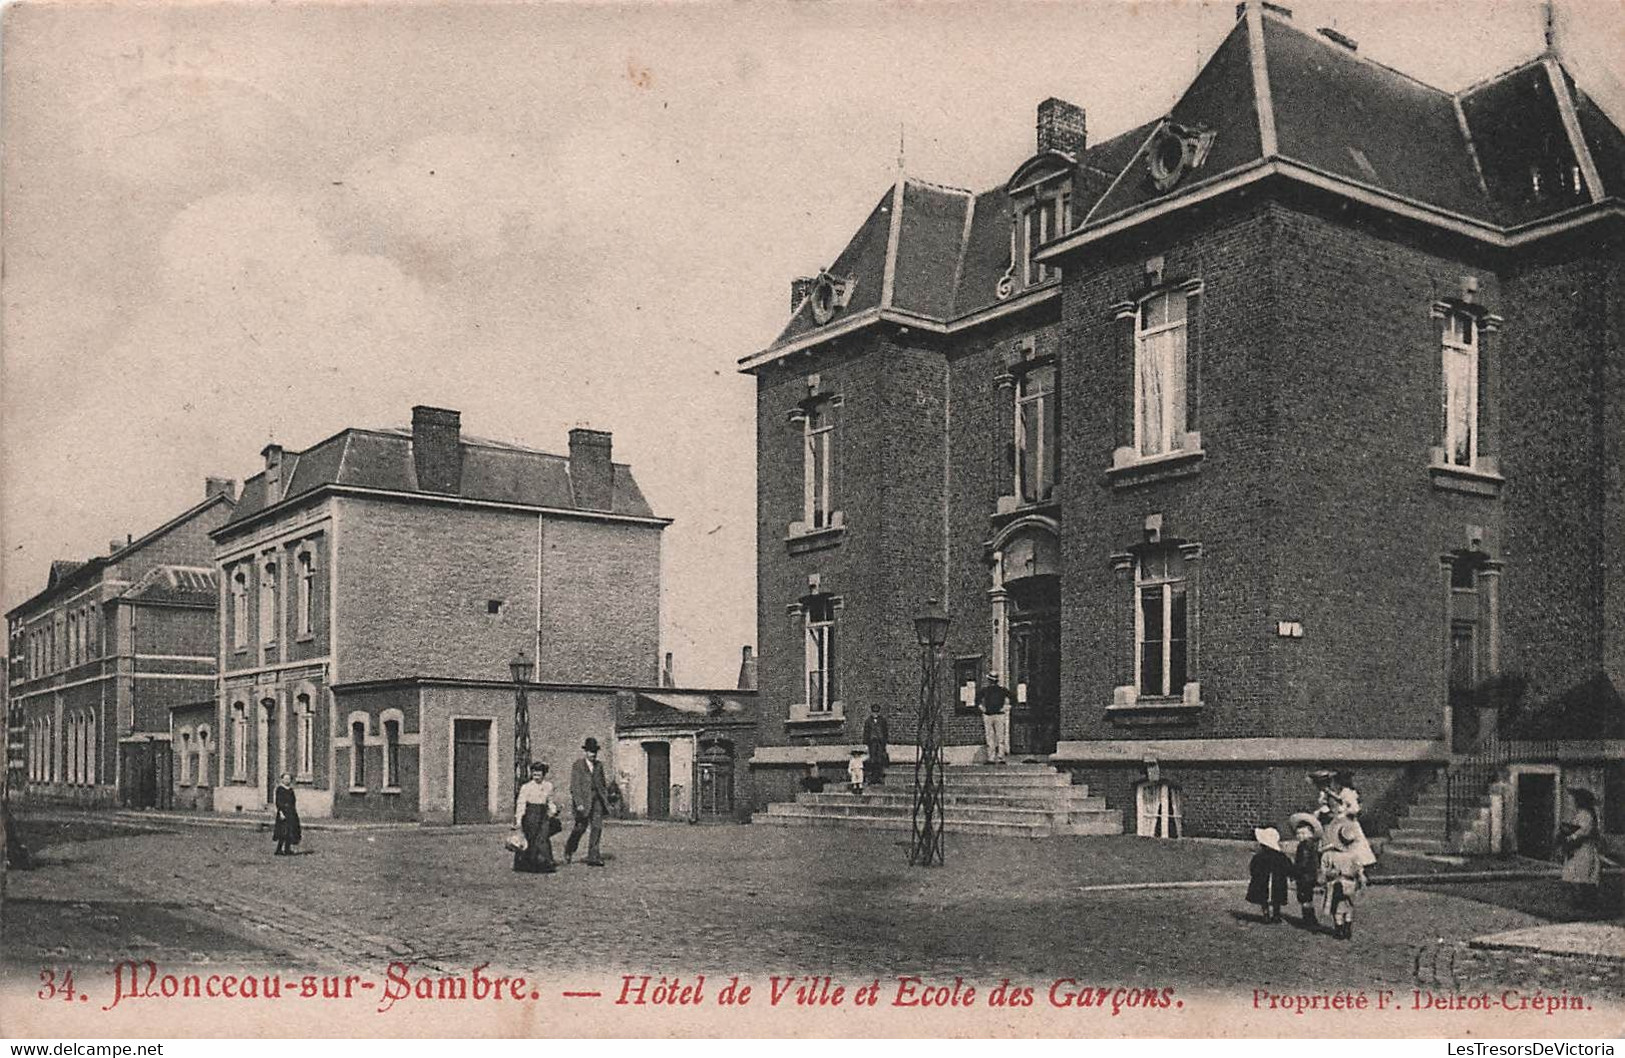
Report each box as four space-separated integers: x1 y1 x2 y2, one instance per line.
348 785 367 794
1107 683 1204 726
1428 454 1503 498
786 514 846 554
1107 437 1204 488
788 702 845 726
381 786 402 795
992 496 1060 522
296 633 316 644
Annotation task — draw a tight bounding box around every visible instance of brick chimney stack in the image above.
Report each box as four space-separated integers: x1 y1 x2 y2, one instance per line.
791 276 817 314
1036 97 1087 158
412 405 464 495
737 645 757 691
261 444 284 503
205 476 237 502
568 427 614 512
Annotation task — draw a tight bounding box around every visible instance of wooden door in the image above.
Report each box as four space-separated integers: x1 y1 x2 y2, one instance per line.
452 720 491 824
645 742 671 819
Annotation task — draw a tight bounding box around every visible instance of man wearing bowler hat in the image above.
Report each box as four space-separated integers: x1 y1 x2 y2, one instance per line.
566 737 614 866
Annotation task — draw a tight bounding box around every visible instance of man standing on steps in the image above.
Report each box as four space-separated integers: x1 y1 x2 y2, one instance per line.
566 737 615 866
977 671 1013 764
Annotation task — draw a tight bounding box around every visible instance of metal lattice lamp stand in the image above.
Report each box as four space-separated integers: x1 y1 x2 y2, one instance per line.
509 651 535 802
909 599 950 867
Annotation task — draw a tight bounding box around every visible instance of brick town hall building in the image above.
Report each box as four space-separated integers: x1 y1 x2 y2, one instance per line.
743 4 1624 847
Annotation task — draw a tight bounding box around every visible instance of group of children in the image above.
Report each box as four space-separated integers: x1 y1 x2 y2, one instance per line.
1248 769 1378 940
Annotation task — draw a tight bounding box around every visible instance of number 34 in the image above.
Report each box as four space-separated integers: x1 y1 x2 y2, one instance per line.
38 967 77 1001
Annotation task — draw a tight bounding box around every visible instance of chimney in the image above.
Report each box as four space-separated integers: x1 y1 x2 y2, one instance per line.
661 652 675 688
1036 98 1087 158
737 645 757 691
261 444 284 503
568 427 614 512
791 276 817 314
109 539 124 555
411 405 463 495
1317 26 1357 51
205 477 237 502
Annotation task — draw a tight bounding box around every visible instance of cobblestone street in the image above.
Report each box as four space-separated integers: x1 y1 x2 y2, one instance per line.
4 812 1620 1010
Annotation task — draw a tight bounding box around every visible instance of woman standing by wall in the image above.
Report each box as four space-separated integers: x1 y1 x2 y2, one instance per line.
1560 788 1601 917
273 773 301 856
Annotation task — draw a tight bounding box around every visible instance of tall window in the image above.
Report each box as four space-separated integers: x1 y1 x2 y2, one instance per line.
259 561 278 645
231 703 248 780
1135 550 1188 699
1441 311 1478 468
1016 363 1057 503
803 595 837 713
384 719 401 788
296 551 315 637
803 402 835 530
1136 289 1189 457
196 728 212 787
179 731 193 786
350 720 367 788
297 694 315 778
232 570 249 649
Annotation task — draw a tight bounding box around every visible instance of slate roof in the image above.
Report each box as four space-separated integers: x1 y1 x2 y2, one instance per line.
8 492 237 619
123 565 219 606
617 690 756 731
747 4 1623 370
221 426 661 531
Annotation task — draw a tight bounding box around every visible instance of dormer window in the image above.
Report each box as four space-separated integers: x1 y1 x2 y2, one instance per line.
1020 194 1069 286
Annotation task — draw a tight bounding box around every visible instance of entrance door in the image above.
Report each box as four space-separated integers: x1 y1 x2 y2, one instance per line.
645 742 671 819
452 720 491 824
1516 772 1557 860
258 700 276 804
1007 577 1060 757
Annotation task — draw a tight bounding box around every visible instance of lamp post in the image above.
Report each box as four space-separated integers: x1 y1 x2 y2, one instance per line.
909 598 950 866
509 651 534 803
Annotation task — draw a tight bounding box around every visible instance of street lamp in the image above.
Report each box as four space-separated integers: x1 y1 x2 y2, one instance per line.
509 651 535 802
909 598 950 866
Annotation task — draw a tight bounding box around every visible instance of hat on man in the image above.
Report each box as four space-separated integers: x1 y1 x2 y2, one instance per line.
986 671 999 680
582 737 600 753
1253 826 1282 852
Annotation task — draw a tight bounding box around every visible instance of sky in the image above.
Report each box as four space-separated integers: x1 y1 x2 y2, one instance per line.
3 0 1620 686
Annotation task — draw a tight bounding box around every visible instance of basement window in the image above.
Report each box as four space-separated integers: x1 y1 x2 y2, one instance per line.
486 599 504 615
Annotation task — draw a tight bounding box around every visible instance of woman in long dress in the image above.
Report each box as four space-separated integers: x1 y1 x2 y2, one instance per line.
513 761 559 874
273 773 301 856
1559 788 1601 916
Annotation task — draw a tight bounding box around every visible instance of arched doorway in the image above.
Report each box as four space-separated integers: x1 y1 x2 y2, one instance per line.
989 521 1061 757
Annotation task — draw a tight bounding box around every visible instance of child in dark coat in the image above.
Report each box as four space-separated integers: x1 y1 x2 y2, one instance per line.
1246 826 1293 923
1289 812 1324 928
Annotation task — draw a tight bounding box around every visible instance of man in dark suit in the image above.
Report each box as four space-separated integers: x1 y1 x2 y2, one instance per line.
565 737 613 866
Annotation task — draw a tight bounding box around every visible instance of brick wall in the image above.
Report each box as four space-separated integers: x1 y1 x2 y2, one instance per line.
335 498 541 684
539 518 662 686
1501 236 1623 734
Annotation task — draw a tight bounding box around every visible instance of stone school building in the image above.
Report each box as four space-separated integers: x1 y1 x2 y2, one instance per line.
179 404 751 823
743 4 1624 847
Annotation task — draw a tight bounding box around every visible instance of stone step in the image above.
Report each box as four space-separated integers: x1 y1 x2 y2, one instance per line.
767 799 1112 826
796 790 1105 811
929 773 1075 789
756 806 1123 838
1388 826 1455 844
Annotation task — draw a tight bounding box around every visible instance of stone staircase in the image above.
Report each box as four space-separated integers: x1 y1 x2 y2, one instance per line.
1385 765 1501 855
755 762 1123 838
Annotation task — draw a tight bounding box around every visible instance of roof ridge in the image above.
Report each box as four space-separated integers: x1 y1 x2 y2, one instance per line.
1260 8 1452 99
904 175 974 196
1455 53 1547 100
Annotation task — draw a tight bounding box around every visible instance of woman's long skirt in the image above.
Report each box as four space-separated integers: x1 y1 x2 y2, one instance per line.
512 804 556 873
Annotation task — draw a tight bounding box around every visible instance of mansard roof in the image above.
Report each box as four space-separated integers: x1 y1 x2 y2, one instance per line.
220 425 662 533
745 3 1623 373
